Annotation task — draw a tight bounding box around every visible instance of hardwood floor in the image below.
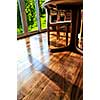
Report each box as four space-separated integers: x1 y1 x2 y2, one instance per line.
17 32 83 100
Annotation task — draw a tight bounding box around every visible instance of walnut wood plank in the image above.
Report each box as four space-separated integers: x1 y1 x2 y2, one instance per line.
17 32 83 100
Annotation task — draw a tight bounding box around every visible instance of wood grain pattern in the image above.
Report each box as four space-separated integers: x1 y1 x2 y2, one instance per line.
17 32 83 100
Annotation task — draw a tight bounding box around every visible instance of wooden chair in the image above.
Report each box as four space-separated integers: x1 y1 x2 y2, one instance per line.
47 8 72 46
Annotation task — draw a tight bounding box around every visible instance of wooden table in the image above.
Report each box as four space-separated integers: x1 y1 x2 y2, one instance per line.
43 0 83 55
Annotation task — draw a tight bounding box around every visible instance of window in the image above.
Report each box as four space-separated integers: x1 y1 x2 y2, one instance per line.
40 0 47 29
17 0 47 36
24 0 38 32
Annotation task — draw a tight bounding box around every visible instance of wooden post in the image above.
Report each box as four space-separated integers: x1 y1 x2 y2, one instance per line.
35 0 41 31
35 0 42 42
18 0 28 35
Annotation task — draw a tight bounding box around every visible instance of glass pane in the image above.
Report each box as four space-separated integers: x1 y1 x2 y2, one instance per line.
24 0 38 32
40 0 47 29
17 2 24 35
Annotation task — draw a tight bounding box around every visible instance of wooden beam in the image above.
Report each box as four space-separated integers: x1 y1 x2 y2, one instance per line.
35 0 41 31
18 0 28 34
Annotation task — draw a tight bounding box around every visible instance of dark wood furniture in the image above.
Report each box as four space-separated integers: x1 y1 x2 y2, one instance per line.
49 20 71 46
43 0 83 55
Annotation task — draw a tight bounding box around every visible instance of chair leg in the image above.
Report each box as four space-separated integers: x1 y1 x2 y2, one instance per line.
48 30 50 45
66 24 70 46
56 25 60 40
